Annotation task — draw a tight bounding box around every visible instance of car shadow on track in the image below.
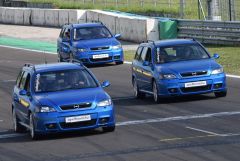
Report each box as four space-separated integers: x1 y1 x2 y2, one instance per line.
0 129 109 143
113 94 217 107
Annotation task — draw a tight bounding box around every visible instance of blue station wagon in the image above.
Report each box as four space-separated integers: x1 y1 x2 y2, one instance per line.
57 23 124 65
132 39 227 103
12 62 115 139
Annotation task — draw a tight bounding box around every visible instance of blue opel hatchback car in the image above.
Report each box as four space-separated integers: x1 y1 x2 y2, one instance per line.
57 23 124 65
12 62 115 139
132 39 227 103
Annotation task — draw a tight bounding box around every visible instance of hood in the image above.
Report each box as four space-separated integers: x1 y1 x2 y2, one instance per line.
72 38 120 49
156 59 221 75
34 87 109 110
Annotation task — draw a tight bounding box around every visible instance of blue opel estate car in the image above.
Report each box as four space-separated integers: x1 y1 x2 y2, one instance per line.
57 23 124 65
12 62 115 139
132 39 227 103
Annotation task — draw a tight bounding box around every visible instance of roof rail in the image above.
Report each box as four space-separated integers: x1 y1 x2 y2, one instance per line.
90 20 104 25
147 40 156 46
24 63 36 71
71 59 83 66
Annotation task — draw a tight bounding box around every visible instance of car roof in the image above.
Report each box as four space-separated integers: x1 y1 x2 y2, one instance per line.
33 63 85 73
141 39 199 47
71 23 104 28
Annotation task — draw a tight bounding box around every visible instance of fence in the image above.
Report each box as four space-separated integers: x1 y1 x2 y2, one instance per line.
177 19 240 45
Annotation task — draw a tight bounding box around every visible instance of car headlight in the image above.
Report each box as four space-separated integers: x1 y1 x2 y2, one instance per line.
160 74 177 79
212 68 223 75
112 45 122 50
73 48 87 53
97 99 112 107
38 106 56 113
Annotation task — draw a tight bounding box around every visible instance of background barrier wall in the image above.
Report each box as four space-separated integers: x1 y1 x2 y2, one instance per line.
0 7 160 43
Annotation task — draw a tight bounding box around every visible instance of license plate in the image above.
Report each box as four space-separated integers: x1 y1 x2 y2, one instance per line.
65 115 91 123
92 54 109 59
185 81 207 88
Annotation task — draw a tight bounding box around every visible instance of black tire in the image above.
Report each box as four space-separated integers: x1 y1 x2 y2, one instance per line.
58 53 63 62
12 108 26 133
133 78 145 99
102 126 115 132
214 91 227 98
153 81 161 103
29 113 40 140
116 61 124 65
68 53 74 62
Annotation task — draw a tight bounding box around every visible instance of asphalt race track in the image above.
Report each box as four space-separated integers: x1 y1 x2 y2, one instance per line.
0 46 240 161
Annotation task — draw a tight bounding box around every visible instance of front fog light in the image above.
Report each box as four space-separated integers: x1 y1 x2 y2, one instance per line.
97 99 112 107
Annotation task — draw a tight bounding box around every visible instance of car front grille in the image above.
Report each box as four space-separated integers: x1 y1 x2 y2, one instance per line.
90 56 112 62
60 103 92 111
91 46 109 51
181 84 212 93
60 119 97 129
181 71 208 77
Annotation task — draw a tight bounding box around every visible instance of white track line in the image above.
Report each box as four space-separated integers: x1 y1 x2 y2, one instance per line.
1 80 15 83
0 133 25 139
116 111 240 126
186 126 221 136
0 45 240 79
0 45 56 55
226 74 240 79
0 120 3 122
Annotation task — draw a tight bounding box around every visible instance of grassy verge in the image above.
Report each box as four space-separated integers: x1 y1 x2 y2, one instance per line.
124 46 240 75
29 0 198 19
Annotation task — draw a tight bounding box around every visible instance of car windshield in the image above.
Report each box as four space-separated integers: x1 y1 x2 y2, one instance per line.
34 69 98 93
73 26 112 41
155 44 210 64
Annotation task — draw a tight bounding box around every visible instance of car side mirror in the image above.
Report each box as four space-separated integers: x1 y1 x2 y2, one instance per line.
114 34 121 39
213 53 220 59
19 89 27 96
101 81 110 88
62 46 70 53
143 61 150 66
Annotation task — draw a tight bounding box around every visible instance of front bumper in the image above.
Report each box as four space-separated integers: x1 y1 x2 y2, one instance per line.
33 105 115 134
74 49 124 64
157 73 227 97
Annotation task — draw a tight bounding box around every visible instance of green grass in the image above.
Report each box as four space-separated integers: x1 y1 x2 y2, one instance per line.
29 0 199 19
124 46 240 75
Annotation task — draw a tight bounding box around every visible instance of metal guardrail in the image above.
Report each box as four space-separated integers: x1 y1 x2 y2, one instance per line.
177 19 240 45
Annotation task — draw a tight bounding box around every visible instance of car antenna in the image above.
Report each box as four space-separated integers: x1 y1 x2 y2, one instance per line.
43 50 47 64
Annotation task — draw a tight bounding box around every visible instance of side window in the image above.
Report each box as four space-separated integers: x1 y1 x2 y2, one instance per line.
59 27 65 38
19 72 28 90
24 74 31 92
134 47 143 60
144 48 152 62
140 47 151 62
63 28 71 40
140 47 148 62
16 71 24 88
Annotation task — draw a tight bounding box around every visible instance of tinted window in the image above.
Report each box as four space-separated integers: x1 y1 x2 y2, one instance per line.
144 48 152 62
16 71 24 88
73 26 112 41
24 74 31 92
35 69 98 93
63 28 71 40
155 44 210 64
140 47 151 62
134 47 143 60
19 72 28 89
